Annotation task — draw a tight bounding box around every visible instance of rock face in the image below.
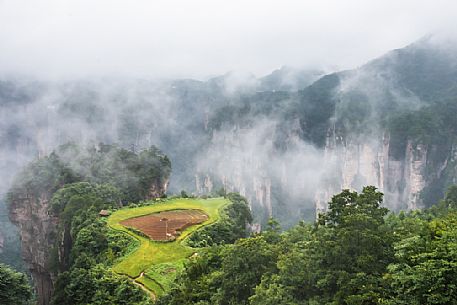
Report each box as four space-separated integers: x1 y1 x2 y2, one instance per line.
147 178 170 199
318 127 457 216
196 168 273 217
197 121 452 221
195 126 275 217
9 192 57 305
316 132 429 213
0 231 4 253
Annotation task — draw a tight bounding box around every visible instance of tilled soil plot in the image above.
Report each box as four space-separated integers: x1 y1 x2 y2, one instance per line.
120 209 209 241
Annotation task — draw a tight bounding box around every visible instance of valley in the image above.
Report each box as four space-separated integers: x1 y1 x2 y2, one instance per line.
1 25 457 305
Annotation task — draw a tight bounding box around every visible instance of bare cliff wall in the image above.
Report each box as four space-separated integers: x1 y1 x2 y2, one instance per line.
316 131 429 214
9 192 57 305
195 126 275 219
196 122 453 223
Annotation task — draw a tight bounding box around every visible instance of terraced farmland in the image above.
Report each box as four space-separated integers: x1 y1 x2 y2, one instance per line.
120 209 209 241
107 197 229 297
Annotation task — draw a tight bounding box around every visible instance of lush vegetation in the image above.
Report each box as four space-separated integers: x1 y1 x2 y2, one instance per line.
107 194 252 296
187 193 253 247
0 263 32 305
49 182 150 305
49 191 251 303
8 143 171 204
158 186 457 305
48 182 125 272
6 143 172 305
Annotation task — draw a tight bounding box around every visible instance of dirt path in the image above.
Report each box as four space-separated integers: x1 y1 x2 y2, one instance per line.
132 272 156 301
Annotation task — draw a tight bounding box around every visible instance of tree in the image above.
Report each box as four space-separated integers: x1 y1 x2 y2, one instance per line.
385 212 457 304
445 185 457 208
253 186 394 305
215 236 279 305
0 264 32 305
262 217 281 244
51 182 121 216
187 193 253 247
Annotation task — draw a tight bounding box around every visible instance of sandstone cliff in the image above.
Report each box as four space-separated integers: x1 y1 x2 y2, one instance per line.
9 192 56 305
196 122 455 223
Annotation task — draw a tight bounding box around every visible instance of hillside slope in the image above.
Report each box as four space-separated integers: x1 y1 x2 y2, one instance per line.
199 36 457 221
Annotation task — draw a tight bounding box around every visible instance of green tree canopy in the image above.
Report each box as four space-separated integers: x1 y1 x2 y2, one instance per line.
0 264 32 305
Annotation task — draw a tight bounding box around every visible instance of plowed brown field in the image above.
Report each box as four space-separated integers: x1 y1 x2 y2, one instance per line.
120 209 209 241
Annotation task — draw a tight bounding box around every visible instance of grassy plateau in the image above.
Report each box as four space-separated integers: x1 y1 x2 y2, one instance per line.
107 197 229 296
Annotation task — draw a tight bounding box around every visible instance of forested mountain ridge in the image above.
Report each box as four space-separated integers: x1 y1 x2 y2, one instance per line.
1 36 457 249
198 36 457 224
305 37 457 212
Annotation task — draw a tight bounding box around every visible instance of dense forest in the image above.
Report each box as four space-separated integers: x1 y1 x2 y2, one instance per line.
8 143 172 204
2 140 457 304
159 186 457 305
5 183 457 304
0 263 32 304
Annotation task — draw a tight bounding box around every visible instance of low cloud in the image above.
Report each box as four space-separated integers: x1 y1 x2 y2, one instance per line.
1 0 457 79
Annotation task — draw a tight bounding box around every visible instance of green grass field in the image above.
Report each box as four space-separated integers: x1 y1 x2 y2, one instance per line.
107 197 229 295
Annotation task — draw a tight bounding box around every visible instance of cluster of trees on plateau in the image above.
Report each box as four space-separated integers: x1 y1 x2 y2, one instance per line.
187 193 253 247
9 143 171 204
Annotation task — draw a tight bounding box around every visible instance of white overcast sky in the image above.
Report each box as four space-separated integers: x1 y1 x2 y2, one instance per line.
0 0 456 80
